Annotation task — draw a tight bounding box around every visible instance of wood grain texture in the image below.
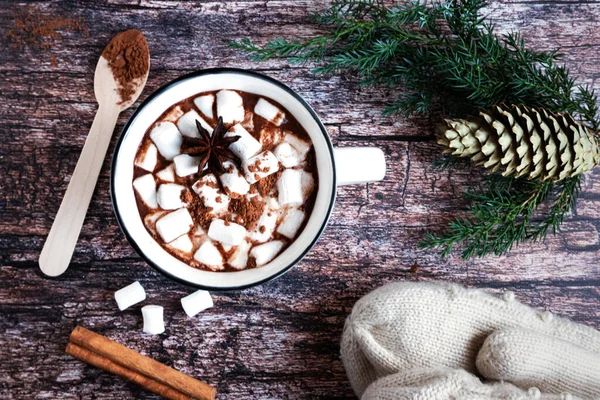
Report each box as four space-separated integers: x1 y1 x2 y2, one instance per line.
1 1 600 399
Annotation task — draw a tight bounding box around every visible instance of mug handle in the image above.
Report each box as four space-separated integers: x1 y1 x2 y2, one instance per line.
333 147 386 186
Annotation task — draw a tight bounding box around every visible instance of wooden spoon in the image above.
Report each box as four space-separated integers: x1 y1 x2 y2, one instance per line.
39 30 150 277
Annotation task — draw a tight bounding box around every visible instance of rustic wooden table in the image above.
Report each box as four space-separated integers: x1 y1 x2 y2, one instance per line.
2 1 599 399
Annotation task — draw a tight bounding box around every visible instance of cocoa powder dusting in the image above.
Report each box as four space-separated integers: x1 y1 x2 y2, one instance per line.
102 29 149 104
229 197 264 230
185 191 214 231
256 171 281 197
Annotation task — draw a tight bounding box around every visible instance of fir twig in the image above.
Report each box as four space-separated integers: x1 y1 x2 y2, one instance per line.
231 0 599 259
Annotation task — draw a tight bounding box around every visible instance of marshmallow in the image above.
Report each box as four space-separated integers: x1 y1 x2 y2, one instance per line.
216 90 245 125
221 244 233 252
133 174 157 208
284 133 311 161
250 240 284 266
220 161 250 196
277 208 305 239
277 169 303 206
248 209 278 243
259 126 283 147
301 170 316 201
162 105 184 123
173 154 202 177
265 196 280 210
192 174 230 213
157 183 186 210
194 224 206 237
226 124 262 160
156 208 193 243
156 163 175 182
194 240 223 267
135 143 158 172
274 142 300 168
228 240 252 270
208 219 247 246
177 110 213 138
144 211 168 235
142 305 165 335
181 290 214 318
194 95 214 119
242 151 280 184
114 281 146 311
167 234 193 254
255 98 285 126
150 122 182 160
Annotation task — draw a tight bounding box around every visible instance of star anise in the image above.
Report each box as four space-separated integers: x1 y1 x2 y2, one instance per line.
181 117 240 175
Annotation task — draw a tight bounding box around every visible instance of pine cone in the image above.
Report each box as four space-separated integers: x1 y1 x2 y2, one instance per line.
437 104 600 181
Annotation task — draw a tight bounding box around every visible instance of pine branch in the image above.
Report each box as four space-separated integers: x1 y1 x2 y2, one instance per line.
231 0 600 259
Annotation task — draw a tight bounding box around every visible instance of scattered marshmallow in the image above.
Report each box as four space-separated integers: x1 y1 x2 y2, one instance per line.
194 240 223 267
226 124 262 160
181 290 214 318
156 163 175 182
220 160 250 196
173 154 202 177
503 290 515 302
208 219 247 246
541 311 554 322
242 151 280 184
114 281 146 311
255 98 285 126
528 387 541 399
133 174 157 208
277 169 303 206
157 183 186 210
284 133 311 161
192 174 230 213
135 143 158 172
277 208 305 239
156 208 193 243
301 170 316 201
150 122 182 160
251 240 284 266
248 209 278 243
216 90 245 124
274 142 300 168
177 110 213 138
142 305 165 335
194 94 215 119
167 234 193 254
228 240 252 270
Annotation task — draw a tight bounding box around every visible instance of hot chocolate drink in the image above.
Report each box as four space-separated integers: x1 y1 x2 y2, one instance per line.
132 89 318 271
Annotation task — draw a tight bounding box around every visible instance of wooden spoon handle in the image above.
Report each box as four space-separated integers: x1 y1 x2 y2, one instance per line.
39 105 120 277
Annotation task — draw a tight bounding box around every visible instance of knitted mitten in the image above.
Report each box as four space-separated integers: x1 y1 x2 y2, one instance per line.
340 282 600 398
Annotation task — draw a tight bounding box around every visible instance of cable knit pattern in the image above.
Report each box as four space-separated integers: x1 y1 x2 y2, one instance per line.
340 281 600 399
477 328 600 398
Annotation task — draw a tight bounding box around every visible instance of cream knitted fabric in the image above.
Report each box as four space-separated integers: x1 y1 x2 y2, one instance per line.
340 281 600 399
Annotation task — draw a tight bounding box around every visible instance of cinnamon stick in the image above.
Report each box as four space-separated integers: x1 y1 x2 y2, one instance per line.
66 343 190 400
67 326 216 400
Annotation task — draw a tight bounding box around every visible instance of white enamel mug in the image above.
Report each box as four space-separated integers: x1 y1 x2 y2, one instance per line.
111 69 385 290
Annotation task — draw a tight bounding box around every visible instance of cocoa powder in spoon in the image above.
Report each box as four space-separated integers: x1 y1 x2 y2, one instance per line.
102 29 149 104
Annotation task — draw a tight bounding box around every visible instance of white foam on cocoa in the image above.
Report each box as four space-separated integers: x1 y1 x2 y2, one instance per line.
192 174 230 214
157 183 186 210
220 160 250 196
207 219 247 246
255 98 285 126
135 143 158 172
242 151 280 184
277 169 303 206
277 208 305 239
226 124 262 160
156 163 175 182
177 110 213 138
248 209 278 243
167 234 193 254
284 133 311 161
251 240 284 266
217 90 245 124
173 154 202 177
156 208 193 243
194 240 223 268
194 95 214 119
181 290 213 318
133 174 157 208
150 122 182 160
228 240 252 270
